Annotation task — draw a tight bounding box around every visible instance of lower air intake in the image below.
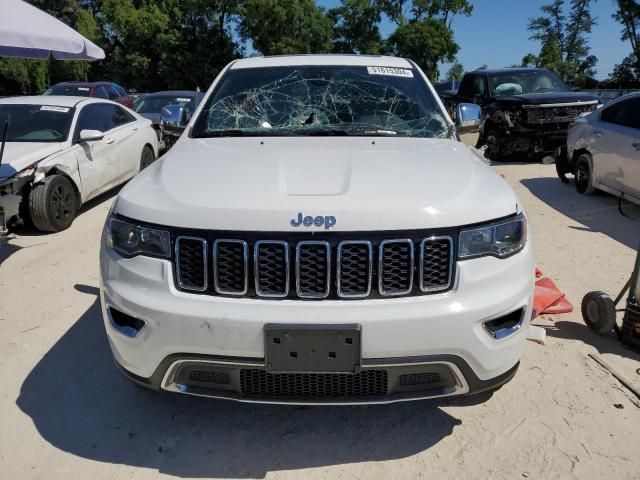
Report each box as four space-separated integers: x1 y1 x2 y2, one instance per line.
239 369 388 397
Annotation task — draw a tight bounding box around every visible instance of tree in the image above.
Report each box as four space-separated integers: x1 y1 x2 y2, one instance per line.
526 0 598 85
240 0 333 55
445 61 464 80
612 0 640 75
329 0 385 54
385 0 473 80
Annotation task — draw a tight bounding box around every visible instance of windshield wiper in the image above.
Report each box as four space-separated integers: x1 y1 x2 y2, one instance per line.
295 128 351 136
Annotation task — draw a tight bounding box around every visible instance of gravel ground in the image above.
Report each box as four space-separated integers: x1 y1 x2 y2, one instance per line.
1 146 639 479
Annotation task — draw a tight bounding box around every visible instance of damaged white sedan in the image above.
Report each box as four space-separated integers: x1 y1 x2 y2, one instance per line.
0 96 158 232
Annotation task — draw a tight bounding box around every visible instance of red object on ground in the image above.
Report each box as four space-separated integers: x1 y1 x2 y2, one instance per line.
533 270 574 318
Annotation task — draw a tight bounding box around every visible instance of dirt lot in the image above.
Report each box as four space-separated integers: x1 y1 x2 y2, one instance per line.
1 149 640 479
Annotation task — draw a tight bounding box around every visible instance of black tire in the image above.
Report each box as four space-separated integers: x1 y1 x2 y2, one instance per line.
139 145 156 171
484 128 505 162
575 153 596 194
28 175 78 232
581 291 616 334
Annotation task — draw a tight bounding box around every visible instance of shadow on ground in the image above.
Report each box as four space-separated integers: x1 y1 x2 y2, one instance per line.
17 292 469 478
544 319 640 362
521 177 640 250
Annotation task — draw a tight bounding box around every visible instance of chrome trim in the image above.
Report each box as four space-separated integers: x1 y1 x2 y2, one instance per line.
378 239 414 296
419 236 454 293
213 239 249 295
160 359 469 405
336 240 373 298
254 240 290 298
105 303 146 339
482 309 526 340
175 236 208 292
522 100 598 109
295 240 331 298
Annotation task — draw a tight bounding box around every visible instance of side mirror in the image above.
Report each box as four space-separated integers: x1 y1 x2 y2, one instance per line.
455 103 482 133
79 129 105 142
160 104 189 136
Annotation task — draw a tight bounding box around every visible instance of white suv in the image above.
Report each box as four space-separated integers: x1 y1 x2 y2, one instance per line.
100 55 535 404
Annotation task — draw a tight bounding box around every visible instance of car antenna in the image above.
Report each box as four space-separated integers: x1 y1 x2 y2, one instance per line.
0 120 8 169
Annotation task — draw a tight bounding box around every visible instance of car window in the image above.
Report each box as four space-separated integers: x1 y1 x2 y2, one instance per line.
112 84 127 97
75 104 107 135
94 86 109 99
489 70 570 95
458 75 478 98
601 97 640 130
45 85 92 97
105 86 120 100
0 104 75 142
134 95 195 114
100 104 135 130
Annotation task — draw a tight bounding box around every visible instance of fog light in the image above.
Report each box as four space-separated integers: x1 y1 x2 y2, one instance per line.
108 307 146 338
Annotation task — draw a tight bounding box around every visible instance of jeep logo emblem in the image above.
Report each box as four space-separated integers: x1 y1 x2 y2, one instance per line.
290 212 336 230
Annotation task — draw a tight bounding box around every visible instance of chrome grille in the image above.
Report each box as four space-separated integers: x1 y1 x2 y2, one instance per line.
525 102 597 124
175 236 207 291
420 237 453 292
174 233 454 299
254 241 289 297
213 239 248 295
296 241 330 298
378 239 414 296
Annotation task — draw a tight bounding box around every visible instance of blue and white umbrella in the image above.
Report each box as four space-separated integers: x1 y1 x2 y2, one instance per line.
0 0 104 60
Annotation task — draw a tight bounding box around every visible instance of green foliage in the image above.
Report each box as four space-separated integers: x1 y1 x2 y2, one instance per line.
526 0 598 86
0 59 48 95
329 0 385 54
445 61 464 80
612 0 640 82
240 0 333 55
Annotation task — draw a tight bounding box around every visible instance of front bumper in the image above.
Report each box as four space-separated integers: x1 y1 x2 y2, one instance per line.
100 236 534 404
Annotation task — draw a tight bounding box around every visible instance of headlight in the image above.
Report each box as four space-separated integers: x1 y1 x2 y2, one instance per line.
107 217 171 258
459 214 527 259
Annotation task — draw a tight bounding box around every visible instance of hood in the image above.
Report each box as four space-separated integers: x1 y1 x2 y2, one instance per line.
0 142 64 179
495 91 598 106
115 137 520 231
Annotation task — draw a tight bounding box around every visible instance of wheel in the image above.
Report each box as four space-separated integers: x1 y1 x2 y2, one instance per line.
28 174 78 232
581 291 616 334
139 145 156 171
575 153 596 194
484 128 505 162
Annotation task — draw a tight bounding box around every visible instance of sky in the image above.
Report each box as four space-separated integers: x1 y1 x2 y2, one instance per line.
316 0 631 80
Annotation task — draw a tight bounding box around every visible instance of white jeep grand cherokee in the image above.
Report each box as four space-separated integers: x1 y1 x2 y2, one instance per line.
100 55 535 404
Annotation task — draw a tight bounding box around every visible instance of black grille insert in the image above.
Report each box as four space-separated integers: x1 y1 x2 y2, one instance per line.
420 237 453 292
296 241 330 298
255 241 289 297
176 237 207 291
214 240 248 294
399 372 441 386
337 241 372 297
379 240 414 295
188 371 230 385
239 369 388 397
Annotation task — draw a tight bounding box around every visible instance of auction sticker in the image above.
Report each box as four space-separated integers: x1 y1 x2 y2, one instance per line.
367 66 414 78
40 106 70 113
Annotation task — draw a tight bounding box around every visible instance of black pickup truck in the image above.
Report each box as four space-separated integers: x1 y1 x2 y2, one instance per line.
441 68 599 160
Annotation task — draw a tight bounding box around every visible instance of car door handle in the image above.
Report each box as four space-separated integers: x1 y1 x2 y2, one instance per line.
104 136 115 144
633 142 640 151
593 130 603 138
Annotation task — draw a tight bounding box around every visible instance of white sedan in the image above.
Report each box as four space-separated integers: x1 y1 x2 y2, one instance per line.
565 92 640 202
0 96 158 232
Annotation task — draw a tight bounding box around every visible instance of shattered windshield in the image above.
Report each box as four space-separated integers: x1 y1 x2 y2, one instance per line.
0 104 74 142
489 70 570 96
191 66 450 138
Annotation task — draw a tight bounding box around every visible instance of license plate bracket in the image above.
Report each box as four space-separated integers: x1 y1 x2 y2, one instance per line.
264 324 362 374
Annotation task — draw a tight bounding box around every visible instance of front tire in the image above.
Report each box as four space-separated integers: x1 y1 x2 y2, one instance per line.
139 145 156 171
575 154 596 194
29 175 78 232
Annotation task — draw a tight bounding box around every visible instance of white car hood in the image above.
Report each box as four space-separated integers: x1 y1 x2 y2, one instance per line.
0 142 64 179
116 137 520 231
